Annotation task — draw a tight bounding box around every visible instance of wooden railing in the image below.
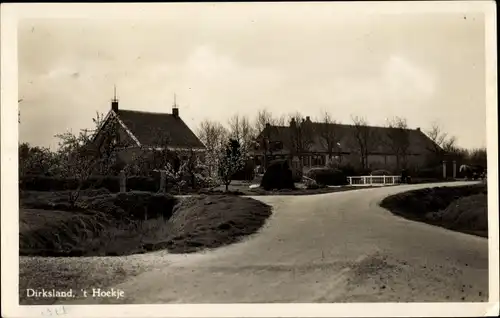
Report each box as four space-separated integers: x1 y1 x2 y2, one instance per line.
347 175 401 186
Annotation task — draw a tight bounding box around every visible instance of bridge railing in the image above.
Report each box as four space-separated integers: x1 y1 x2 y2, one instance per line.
347 175 402 186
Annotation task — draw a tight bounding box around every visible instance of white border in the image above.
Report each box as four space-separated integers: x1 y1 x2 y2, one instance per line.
1 2 498 318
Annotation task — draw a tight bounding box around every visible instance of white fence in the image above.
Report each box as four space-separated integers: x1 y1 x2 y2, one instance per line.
347 175 401 186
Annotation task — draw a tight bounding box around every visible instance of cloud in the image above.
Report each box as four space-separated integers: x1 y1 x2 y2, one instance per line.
383 55 436 100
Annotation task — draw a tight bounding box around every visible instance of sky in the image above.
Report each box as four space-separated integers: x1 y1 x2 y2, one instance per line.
17 5 487 150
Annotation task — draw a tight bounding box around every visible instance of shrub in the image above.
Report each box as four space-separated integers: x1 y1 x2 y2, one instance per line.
19 174 172 193
84 192 178 220
232 161 256 181
20 175 121 192
337 164 366 177
370 169 392 176
260 159 295 191
126 176 159 192
306 168 348 186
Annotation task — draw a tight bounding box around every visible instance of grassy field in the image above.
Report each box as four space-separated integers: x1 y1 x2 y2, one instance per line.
380 184 488 237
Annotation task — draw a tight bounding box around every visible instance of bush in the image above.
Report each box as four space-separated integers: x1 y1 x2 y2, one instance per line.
20 175 121 192
306 168 348 186
20 174 168 193
337 164 356 176
337 164 370 177
84 192 178 220
232 161 256 181
126 176 159 192
370 169 392 176
260 159 295 191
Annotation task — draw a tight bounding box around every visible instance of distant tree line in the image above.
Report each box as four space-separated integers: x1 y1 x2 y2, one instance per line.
20 108 487 195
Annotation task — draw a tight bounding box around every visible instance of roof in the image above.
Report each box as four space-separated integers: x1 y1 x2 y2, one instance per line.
257 121 440 155
114 109 205 149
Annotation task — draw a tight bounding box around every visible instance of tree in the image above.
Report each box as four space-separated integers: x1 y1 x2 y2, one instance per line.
253 110 287 170
351 115 376 171
254 109 286 133
197 120 229 177
218 138 245 191
228 114 255 155
424 122 458 165
287 112 315 172
54 111 122 205
317 110 343 164
467 147 487 167
18 143 59 177
385 117 411 169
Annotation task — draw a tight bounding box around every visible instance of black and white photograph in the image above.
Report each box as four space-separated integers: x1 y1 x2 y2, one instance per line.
1 2 498 317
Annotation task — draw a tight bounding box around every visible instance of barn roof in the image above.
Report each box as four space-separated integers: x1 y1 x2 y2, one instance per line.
256 121 440 155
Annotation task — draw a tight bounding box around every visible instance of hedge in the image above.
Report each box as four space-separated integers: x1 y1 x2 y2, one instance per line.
20 175 161 193
306 168 348 186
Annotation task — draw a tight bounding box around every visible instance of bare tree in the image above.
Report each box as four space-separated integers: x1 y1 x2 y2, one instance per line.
254 109 287 132
197 120 229 177
351 115 376 170
317 110 343 163
252 110 287 170
424 122 458 164
385 117 411 169
228 114 255 155
288 112 315 170
54 112 122 206
467 147 487 167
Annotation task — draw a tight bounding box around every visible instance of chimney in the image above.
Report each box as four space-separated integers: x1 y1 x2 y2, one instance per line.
111 85 119 112
172 93 179 118
265 123 270 129
111 99 119 113
416 127 421 131
306 116 311 122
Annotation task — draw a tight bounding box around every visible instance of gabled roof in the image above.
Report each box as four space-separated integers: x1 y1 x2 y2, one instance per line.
257 121 441 155
95 109 206 150
117 109 206 149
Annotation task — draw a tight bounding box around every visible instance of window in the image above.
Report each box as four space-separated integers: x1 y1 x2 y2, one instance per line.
311 155 325 166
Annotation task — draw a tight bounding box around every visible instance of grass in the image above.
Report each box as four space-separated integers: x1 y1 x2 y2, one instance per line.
20 191 272 256
208 180 387 196
20 191 272 304
380 184 488 237
426 193 488 237
155 195 272 253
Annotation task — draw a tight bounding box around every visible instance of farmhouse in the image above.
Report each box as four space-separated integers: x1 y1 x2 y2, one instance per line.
253 116 441 174
90 95 206 170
